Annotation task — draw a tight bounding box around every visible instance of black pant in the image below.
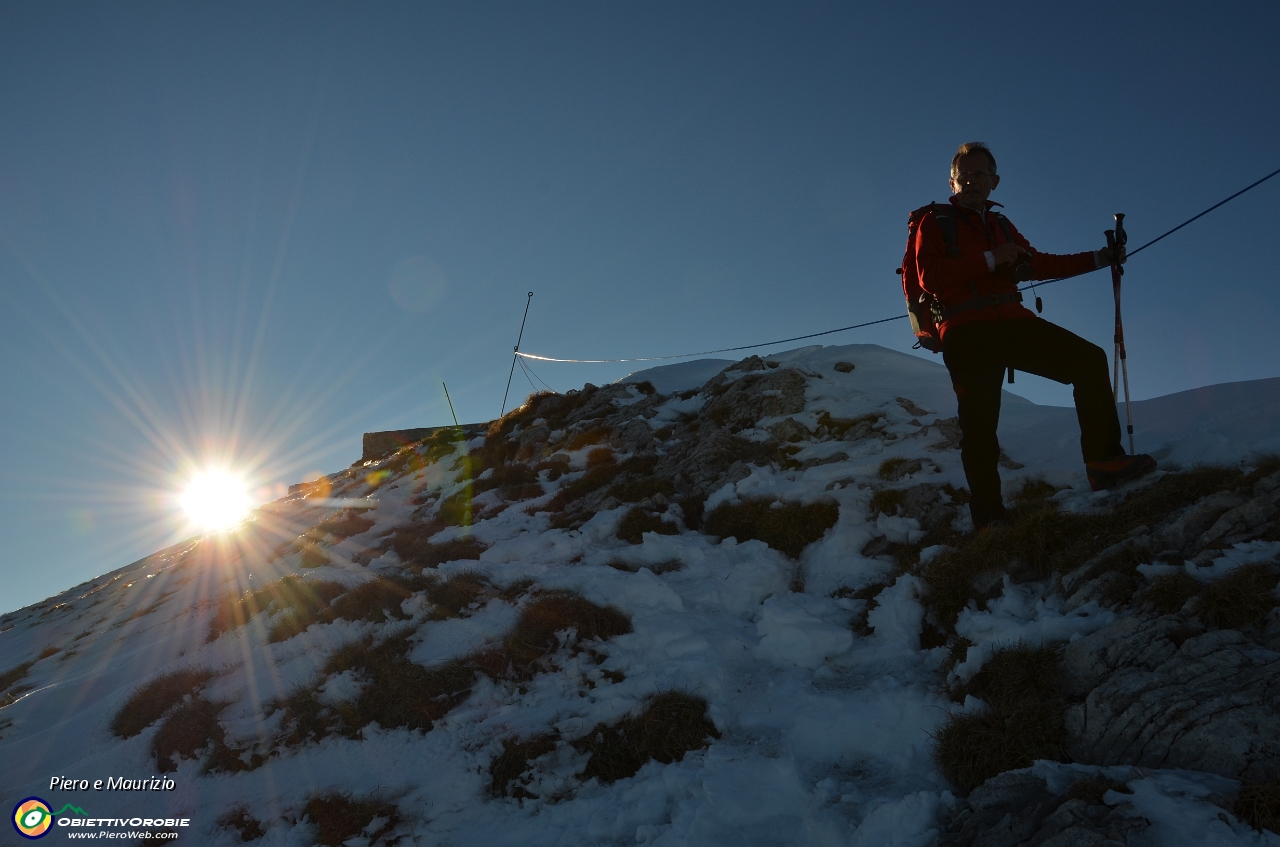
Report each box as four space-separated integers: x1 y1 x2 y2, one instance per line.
942 317 1123 528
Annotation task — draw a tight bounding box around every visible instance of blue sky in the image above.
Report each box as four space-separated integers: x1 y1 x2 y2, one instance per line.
2 0 1278 613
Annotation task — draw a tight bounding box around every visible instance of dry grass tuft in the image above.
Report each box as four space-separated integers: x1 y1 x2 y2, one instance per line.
705 497 840 558
961 643 1062 710
268 575 429 641
263 581 348 643
608 475 676 504
678 494 707 529
504 592 632 672
868 488 907 516
488 734 558 798
0 661 34 700
111 668 217 738
217 807 266 842
586 447 615 468
425 571 490 619
330 577 417 623
606 558 684 575
1145 571 1200 615
833 583 889 637
932 644 1065 792
151 696 228 773
1235 781 1280 835
616 508 679 544
487 391 556 441
878 457 910 480
1198 563 1279 629
389 525 488 571
312 510 375 541
575 691 720 784
281 630 477 741
304 793 399 847
299 543 331 569
436 486 475 527
1061 774 1133 805
544 457 626 513
1010 477 1060 507
475 463 541 498
565 426 610 451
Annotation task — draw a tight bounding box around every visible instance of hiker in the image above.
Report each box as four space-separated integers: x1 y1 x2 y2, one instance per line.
913 142 1155 531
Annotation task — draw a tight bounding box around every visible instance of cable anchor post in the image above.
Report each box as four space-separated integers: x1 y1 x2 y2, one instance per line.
1106 215 1135 454
500 292 535 418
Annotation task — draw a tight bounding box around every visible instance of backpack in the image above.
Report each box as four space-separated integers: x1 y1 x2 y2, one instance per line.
897 203 1022 353
897 203 956 353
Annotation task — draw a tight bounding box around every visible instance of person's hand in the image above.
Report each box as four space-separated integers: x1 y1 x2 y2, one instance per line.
991 242 1027 266
1097 244 1127 265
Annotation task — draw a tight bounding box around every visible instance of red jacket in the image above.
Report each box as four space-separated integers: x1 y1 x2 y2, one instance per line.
915 197 1098 339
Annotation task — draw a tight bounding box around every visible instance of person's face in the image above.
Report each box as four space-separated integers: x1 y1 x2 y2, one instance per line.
949 152 1001 209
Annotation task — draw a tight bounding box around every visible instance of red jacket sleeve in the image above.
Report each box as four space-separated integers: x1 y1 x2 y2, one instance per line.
1004 218 1098 281
916 209 1097 302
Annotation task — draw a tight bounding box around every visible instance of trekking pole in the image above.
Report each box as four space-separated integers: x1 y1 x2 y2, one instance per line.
1105 214 1135 454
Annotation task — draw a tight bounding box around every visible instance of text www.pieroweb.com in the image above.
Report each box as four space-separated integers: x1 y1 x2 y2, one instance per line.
64 831 179 839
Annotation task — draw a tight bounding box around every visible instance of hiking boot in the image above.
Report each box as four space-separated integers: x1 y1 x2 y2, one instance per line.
1086 453 1157 492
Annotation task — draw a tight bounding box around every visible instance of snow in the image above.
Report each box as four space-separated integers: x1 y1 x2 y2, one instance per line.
952 578 1118 683
2 342 1277 846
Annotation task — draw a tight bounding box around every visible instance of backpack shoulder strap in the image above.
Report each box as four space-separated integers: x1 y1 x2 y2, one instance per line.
992 212 1017 245
909 203 961 259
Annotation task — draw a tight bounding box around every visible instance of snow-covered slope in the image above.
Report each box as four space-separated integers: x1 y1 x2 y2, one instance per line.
2 343 1277 846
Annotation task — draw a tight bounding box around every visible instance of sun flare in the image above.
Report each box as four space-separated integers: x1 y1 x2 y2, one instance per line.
180 470 252 531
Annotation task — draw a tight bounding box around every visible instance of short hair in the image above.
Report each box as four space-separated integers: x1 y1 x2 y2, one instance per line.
952 142 997 176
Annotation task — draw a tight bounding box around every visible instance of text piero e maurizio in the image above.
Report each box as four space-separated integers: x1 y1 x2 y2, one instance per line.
49 776 176 791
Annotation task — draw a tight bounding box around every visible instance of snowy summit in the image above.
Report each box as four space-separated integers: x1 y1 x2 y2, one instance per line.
2 343 1279 846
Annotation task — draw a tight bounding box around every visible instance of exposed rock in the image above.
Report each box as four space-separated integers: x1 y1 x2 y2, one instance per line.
924 416 964 451
887 483 962 535
1061 615 1280 782
768 417 812 443
1197 481 1280 548
833 361 855 373
999 450 1025 470
799 452 848 471
1150 491 1248 553
1254 469 1280 497
897 396 930 417
702 356 769 392
519 425 550 447
1060 539 1138 599
655 429 774 497
881 458 925 482
702 366 806 432
612 419 652 452
940 771 1148 847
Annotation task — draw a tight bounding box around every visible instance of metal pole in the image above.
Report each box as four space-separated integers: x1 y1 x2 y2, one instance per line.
442 382 460 428
499 292 534 418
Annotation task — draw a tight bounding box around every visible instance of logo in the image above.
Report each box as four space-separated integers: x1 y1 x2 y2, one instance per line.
12 797 53 839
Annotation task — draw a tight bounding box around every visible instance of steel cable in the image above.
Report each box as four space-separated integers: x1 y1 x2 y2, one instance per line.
516 165 1280 365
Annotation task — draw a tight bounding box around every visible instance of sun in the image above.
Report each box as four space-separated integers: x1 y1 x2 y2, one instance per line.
180 469 252 531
